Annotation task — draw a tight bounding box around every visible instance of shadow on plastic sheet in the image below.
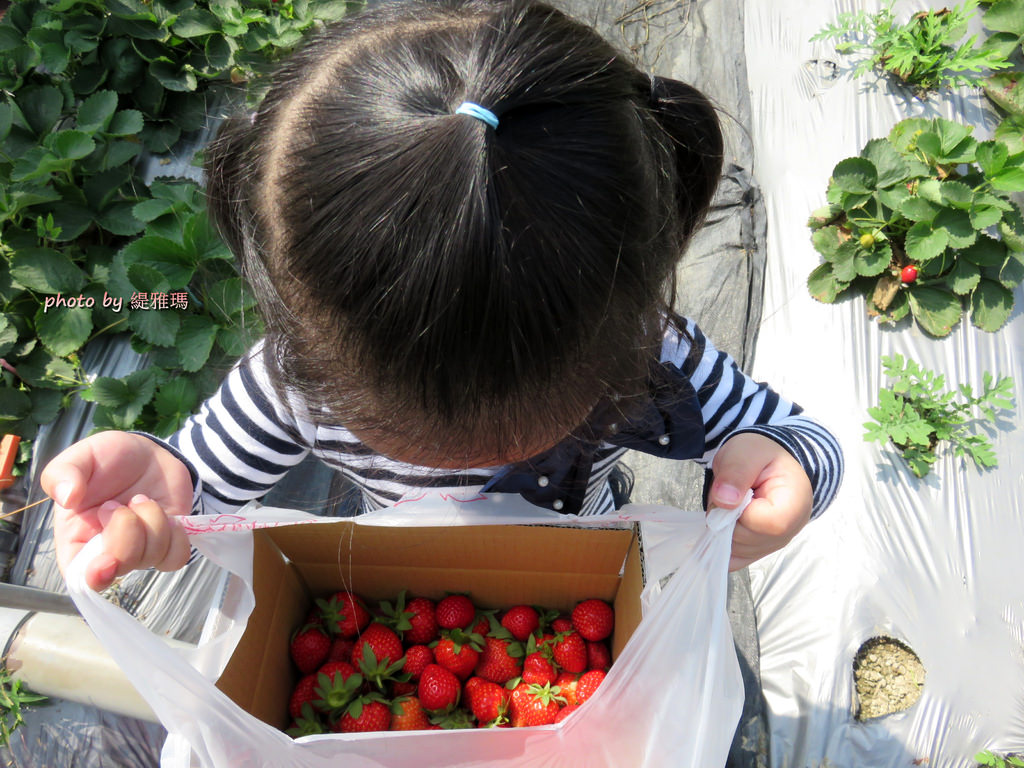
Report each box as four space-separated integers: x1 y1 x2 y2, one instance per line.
766 701 927 768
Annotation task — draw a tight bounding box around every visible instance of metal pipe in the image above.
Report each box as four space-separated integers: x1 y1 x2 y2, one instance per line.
0 583 79 616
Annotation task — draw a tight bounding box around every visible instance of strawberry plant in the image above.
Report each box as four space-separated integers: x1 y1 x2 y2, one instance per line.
0 0 361 469
811 0 1011 95
864 353 1015 478
807 116 1024 337
977 752 1024 768
0 667 46 747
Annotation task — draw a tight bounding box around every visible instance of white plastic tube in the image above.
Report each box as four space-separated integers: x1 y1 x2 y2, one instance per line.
2 608 191 722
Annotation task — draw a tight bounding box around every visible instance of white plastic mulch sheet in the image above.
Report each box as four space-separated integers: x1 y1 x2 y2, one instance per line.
743 1 1024 767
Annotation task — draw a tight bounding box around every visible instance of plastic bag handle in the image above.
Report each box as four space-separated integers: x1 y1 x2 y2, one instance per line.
65 537 298 766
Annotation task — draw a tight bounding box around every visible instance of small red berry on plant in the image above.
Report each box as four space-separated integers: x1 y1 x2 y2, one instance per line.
901 264 919 284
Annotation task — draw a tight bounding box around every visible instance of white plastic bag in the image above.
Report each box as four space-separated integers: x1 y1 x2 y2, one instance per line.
65 492 745 768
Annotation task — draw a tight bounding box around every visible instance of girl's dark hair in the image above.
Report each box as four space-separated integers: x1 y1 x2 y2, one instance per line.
205 0 723 462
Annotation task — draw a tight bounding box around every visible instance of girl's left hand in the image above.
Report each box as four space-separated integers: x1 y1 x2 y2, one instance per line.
708 432 813 571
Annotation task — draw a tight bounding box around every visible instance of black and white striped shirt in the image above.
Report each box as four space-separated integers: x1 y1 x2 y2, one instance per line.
167 318 843 518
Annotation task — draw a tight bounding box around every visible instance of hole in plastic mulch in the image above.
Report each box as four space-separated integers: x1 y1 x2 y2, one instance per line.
852 635 925 721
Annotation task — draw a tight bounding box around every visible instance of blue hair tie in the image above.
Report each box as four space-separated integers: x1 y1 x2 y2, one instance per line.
455 102 499 130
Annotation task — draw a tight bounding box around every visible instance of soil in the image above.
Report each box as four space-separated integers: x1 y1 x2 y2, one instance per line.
853 636 926 720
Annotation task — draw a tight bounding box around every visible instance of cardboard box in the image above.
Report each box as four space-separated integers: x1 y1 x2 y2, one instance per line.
214 520 644 729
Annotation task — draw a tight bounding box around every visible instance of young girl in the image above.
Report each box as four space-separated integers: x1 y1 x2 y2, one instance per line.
42 0 842 592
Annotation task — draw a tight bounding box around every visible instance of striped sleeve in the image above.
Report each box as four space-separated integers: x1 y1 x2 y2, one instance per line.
167 344 312 515
663 318 843 519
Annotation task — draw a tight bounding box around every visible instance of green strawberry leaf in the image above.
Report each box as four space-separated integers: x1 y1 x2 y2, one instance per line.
970 279 1014 332
176 314 218 372
975 141 1009 177
961 236 1007 267
904 221 949 262
862 138 910 187
907 286 962 337
947 259 981 295
855 241 892 277
34 305 92 357
932 208 976 249
9 248 88 294
76 90 119 132
831 157 877 194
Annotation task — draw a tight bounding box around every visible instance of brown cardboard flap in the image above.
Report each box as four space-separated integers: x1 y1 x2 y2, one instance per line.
268 522 633 575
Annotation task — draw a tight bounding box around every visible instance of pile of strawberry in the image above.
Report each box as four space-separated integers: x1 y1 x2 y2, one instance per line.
286 590 615 734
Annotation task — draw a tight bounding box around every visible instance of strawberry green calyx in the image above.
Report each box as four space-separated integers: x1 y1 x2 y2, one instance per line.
356 645 409 692
376 590 415 635
313 669 363 715
285 702 327 738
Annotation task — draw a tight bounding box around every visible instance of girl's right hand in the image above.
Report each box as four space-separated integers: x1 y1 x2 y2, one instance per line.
40 431 195 591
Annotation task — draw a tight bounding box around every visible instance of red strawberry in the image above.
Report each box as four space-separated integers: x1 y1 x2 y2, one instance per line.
327 636 355 663
571 599 613 642
352 623 407 690
552 631 587 674
554 672 579 706
551 617 572 633
501 605 539 641
474 636 523 684
289 674 319 720
576 669 605 702
390 696 432 731
433 630 483 680
418 663 461 712
403 644 435 681
521 652 557 686
509 682 565 727
435 595 476 630
352 623 404 668
586 640 612 671
405 597 439 644
317 592 370 638
470 611 493 638
554 704 579 723
901 264 919 284
391 681 417 697
464 677 509 725
290 624 331 674
312 660 361 714
335 694 391 733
